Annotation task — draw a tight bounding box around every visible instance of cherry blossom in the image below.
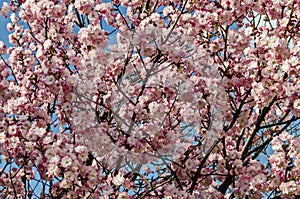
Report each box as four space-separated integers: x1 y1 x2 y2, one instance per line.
0 0 299 198
1 2 9 18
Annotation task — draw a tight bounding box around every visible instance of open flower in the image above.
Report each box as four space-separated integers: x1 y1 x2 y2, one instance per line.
293 99 300 110
112 173 124 186
61 156 72 168
44 75 55 85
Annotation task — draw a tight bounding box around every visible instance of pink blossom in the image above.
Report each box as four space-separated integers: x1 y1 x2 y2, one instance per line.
112 173 124 186
0 41 6 54
1 2 9 18
0 0 299 198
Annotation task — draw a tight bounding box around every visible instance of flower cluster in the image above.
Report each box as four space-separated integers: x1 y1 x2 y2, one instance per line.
0 0 299 198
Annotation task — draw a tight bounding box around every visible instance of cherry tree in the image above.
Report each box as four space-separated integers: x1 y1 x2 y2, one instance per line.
0 0 300 198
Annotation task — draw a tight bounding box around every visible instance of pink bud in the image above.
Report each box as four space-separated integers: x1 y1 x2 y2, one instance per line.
1 2 9 18
0 41 6 54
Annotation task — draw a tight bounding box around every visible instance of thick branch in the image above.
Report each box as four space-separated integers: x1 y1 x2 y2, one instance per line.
188 138 221 193
241 96 277 160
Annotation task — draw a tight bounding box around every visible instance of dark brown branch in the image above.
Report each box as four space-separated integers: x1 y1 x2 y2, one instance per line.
241 96 277 160
188 138 221 193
